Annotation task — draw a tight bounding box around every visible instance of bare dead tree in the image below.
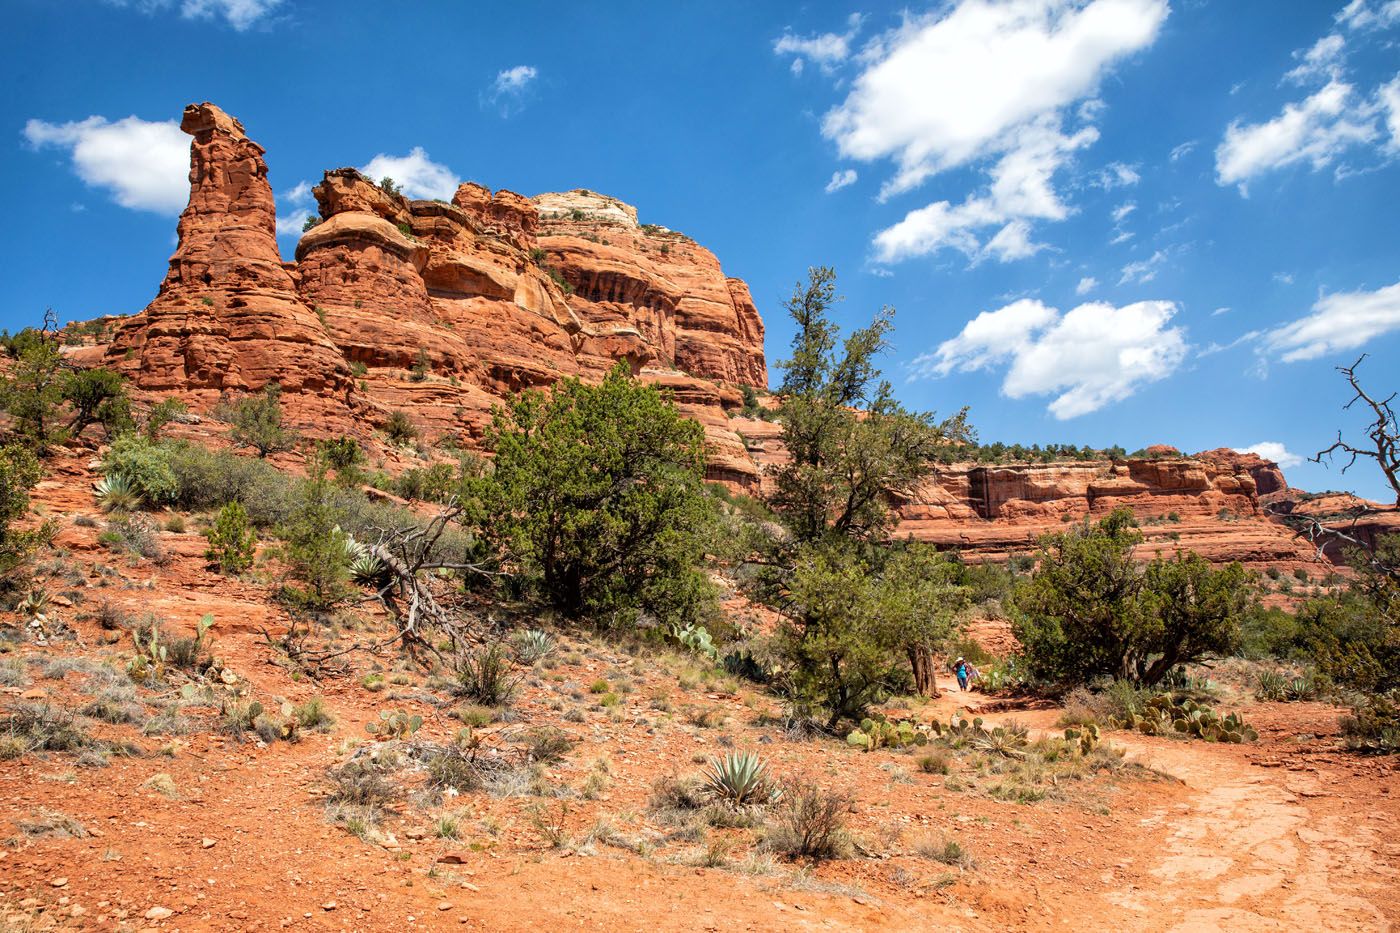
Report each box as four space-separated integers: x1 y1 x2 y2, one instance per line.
1286 355 1400 586
1313 355 1400 506
273 499 509 674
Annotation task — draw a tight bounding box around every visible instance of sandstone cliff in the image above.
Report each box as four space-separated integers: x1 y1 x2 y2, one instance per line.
106 104 352 406
892 451 1320 570
102 104 767 482
727 413 1323 571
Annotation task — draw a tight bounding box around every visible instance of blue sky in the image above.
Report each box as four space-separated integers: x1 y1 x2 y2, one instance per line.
4 0 1400 499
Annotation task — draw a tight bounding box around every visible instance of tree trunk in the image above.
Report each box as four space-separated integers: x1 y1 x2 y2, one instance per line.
908 645 940 698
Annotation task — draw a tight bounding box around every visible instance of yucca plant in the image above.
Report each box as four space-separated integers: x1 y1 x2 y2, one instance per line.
513 628 555 664
1254 670 1287 702
343 533 390 587
702 751 780 807
94 472 141 512
349 551 389 586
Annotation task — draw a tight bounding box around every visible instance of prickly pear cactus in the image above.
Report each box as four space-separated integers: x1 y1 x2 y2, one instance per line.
365 709 423 740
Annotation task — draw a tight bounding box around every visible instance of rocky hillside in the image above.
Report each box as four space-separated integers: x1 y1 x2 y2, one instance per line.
68 100 1354 575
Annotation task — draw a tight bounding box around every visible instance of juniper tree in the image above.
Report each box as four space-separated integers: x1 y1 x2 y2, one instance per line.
756 267 974 721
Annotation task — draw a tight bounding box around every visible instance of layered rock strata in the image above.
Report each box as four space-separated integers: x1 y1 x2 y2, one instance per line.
103 104 766 481
92 103 1353 573
106 104 351 401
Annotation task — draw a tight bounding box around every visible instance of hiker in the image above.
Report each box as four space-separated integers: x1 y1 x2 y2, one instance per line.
966 662 982 691
953 656 970 692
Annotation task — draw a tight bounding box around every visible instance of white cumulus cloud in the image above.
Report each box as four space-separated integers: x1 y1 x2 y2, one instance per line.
360 147 460 201
1381 75 1400 150
825 168 858 193
23 115 188 214
1284 33 1346 84
818 0 1167 264
774 13 864 75
1076 276 1098 295
1119 249 1167 284
106 0 283 30
1216 80 1379 191
1092 161 1141 189
275 180 316 239
1264 279 1400 362
1233 442 1303 469
980 219 1046 262
1336 0 1400 31
484 65 539 116
911 297 1187 419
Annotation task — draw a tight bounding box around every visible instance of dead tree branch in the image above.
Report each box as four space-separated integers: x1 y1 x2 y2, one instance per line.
1312 355 1400 506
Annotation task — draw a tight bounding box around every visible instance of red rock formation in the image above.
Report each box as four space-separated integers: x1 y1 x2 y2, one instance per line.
892 452 1324 571
88 103 1337 574
98 105 769 476
105 103 351 401
535 190 767 388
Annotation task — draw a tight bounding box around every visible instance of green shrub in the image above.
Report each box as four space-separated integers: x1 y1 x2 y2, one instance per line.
392 462 456 503
475 362 716 624
1013 509 1250 688
220 384 297 458
383 410 417 446
102 514 164 561
101 433 178 505
0 315 66 451
293 697 336 730
205 502 257 574
277 456 352 611
454 642 518 706
0 445 51 587
1340 694 1400 754
409 348 430 382
775 543 968 726
316 436 366 486
62 368 130 438
1238 604 1301 659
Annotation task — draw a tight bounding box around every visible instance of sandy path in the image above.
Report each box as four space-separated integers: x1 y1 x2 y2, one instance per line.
1099 734 1395 932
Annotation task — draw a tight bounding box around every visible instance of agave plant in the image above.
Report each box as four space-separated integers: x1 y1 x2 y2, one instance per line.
343 532 389 586
1254 670 1288 702
94 472 141 513
349 551 389 586
973 724 1030 759
513 628 555 664
702 751 780 807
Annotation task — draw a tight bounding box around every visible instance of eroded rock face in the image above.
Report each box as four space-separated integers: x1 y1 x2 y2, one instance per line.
106 103 351 400
104 105 768 485
894 451 1321 570
535 190 768 388
94 104 1317 570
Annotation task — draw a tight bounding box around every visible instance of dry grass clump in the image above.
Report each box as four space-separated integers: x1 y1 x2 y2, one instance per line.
763 780 852 861
17 810 89 838
916 835 974 868
520 726 573 764
2 703 92 754
324 756 401 842
918 749 953 774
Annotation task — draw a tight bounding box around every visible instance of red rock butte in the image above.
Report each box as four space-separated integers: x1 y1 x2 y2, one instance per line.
92 102 1368 573
105 102 767 486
